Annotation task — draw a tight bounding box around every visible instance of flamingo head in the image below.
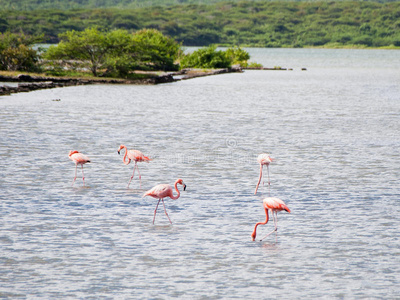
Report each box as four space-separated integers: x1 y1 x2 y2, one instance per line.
251 232 256 241
264 155 274 163
176 178 186 191
117 145 125 155
69 150 79 157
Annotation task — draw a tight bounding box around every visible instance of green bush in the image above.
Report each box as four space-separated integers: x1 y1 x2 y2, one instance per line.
353 35 373 46
0 32 43 72
131 29 181 71
180 45 231 69
180 45 252 69
44 27 181 77
225 46 250 65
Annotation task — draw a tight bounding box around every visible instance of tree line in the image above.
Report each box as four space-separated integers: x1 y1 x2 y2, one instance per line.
1 1 399 48
0 29 252 77
3 0 396 11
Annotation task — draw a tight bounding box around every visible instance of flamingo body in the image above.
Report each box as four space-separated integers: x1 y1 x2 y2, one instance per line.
251 197 290 241
143 184 175 200
124 149 151 164
263 197 291 213
254 153 274 195
118 145 150 188
68 150 90 186
257 153 273 166
143 179 186 224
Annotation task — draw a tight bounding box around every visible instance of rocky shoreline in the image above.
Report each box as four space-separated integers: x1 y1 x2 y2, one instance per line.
0 68 242 96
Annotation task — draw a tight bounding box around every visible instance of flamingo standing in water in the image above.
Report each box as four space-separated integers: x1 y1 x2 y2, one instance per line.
251 197 290 241
117 145 151 188
254 153 274 195
68 150 91 186
143 179 186 224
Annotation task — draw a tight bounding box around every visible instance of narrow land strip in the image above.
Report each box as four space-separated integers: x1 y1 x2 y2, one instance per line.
0 68 243 96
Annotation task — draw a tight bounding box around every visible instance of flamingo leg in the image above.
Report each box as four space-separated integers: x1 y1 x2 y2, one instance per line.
127 163 136 188
262 165 265 186
161 199 172 224
267 165 271 196
81 164 85 186
273 211 278 231
254 164 263 194
135 162 142 188
72 163 78 186
153 199 161 224
259 230 276 241
259 210 278 241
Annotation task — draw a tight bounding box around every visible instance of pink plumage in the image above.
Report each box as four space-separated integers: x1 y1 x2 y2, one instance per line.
263 197 291 213
118 145 150 188
251 197 291 241
143 179 186 224
257 153 273 165
68 150 90 186
143 184 175 200
255 153 274 195
122 148 151 164
69 150 90 164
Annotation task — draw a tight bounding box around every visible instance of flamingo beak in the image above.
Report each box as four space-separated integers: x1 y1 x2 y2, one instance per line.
118 150 120 155
183 184 187 191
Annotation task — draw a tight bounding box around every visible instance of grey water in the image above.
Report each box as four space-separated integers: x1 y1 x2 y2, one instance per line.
1 48 399 299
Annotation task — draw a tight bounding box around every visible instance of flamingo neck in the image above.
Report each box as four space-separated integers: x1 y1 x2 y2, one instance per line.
170 181 181 200
251 207 269 240
121 146 130 165
254 163 263 194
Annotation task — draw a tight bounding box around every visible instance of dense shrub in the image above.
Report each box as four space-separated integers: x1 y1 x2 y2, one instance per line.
180 45 232 69
0 32 43 71
44 27 181 77
180 45 250 69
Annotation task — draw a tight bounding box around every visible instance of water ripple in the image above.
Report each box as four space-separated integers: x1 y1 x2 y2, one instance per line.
1 49 399 298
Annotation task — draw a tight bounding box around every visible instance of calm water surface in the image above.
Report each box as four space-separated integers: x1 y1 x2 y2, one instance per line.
1 49 399 298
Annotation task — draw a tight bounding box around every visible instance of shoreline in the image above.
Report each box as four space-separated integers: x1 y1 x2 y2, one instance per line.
0 68 242 96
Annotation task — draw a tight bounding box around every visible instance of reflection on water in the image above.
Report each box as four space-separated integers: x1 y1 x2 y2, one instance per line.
1 49 399 298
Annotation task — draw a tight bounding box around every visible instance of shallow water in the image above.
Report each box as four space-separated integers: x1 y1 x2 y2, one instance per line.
1 49 399 298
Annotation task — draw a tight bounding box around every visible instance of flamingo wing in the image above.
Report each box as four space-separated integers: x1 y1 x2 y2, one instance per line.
257 153 273 165
143 184 172 199
70 152 90 164
263 197 291 213
128 149 150 162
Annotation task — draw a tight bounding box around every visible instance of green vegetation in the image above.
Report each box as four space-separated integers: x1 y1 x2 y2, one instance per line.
0 0 398 11
1 1 399 48
44 28 181 77
1 30 250 77
0 32 43 72
180 45 249 68
181 45 232 68
0 0 234 10
1 0 398 76
45 28 130 76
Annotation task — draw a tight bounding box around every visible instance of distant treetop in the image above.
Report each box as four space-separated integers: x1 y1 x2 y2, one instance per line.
1 0 398 11
1 0 399 48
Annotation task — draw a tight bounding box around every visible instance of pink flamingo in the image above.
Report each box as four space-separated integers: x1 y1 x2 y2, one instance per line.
251 197 291 241
117 145 151 188
143 179 186 224
254 153 274 195
68 150 91 186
